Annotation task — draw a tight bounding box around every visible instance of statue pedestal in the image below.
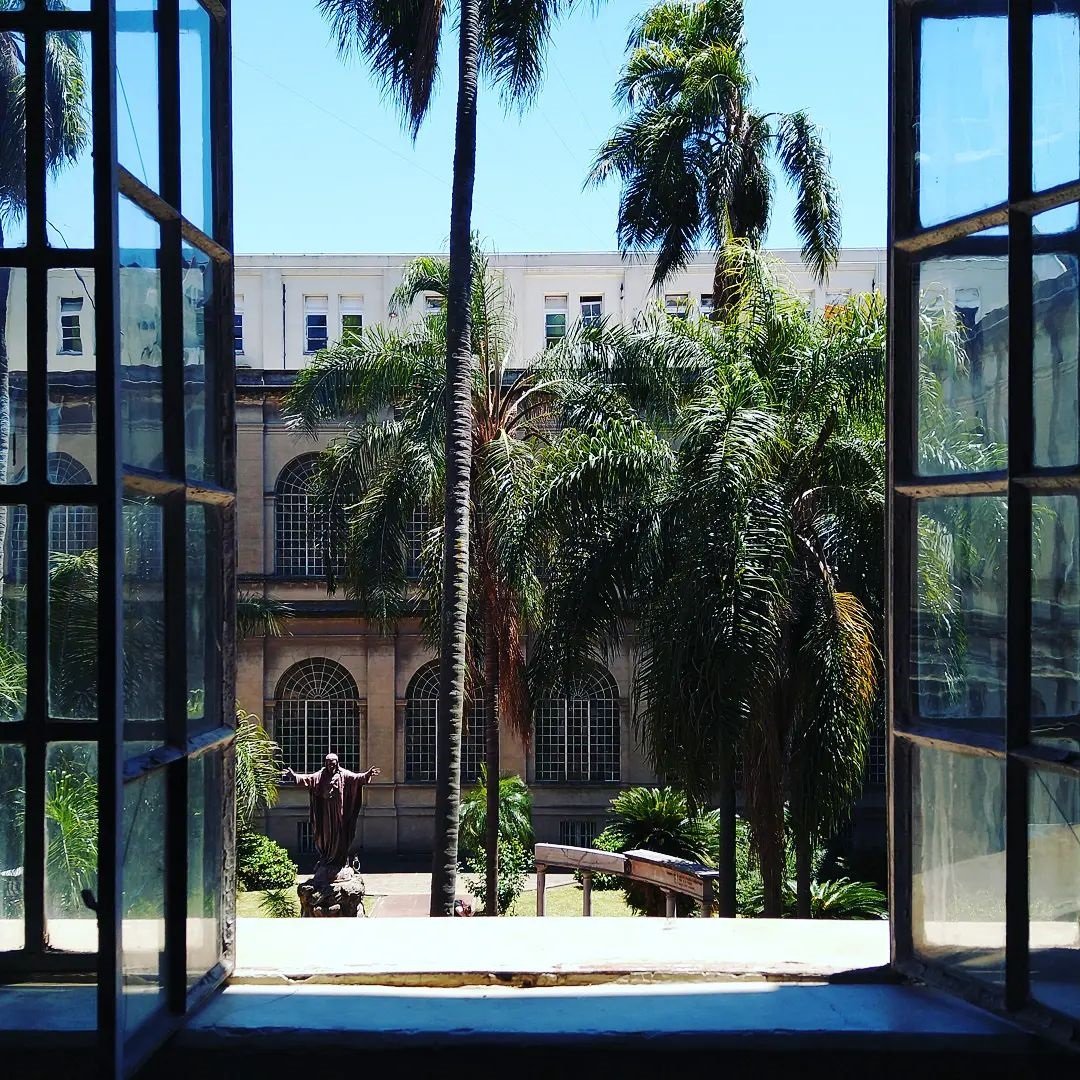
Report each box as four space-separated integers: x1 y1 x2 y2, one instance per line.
297 867 366 918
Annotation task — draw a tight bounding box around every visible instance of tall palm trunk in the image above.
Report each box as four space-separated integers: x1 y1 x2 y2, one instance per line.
430 0 481 918
483 616 500 915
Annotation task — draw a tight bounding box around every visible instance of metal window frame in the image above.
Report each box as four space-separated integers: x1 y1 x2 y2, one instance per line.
0 2 236 1075
890 0 1080 1047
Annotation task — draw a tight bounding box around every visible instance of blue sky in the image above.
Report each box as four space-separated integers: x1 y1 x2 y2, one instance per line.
230 1 887 255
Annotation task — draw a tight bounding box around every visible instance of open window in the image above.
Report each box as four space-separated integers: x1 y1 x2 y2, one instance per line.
890 0 1079 1040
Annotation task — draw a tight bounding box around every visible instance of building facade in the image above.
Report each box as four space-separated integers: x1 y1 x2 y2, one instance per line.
231 248 890 863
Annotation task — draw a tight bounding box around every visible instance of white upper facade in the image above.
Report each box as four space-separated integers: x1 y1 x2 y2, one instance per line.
233 248 888 372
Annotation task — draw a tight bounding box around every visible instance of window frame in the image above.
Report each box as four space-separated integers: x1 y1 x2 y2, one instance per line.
579 294 603 327
544 294 568 348
534 668 621 785
303 295 328 354
59 295 84 355
890 0 1080 1047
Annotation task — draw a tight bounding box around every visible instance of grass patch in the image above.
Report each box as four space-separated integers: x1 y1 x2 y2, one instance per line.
510 884 635 917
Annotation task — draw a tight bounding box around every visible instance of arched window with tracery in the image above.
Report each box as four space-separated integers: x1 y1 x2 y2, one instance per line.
403 661 486 783
275 658 362 774
535 666 620 783
275 454 343 578
8 453 96 582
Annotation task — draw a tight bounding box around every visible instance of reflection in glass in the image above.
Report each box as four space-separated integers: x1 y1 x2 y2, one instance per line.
1034 11 1080 196
0 743 23 951
914 497 1007 733
122 769 166 1035
1033 212 1079 468
45 32 93 249
124 497 164 753
917 256 1008 477
0 504 26 720
48 506 98 720
918 15 1007 228
0 33 27 248
0 267 27 482
48 268 97 473
1032 496 1080 749
44 742 98 953
116 0 160 192
181 0 213 233
187 503 207 731
187 750 223 987
120 197 163 472
1029 767 1080 1020
183 247 210 481
913 745 1005 986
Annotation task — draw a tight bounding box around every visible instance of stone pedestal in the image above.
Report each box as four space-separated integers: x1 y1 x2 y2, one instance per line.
297 867 367 918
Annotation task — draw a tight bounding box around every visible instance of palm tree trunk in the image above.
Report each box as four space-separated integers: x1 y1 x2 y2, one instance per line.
795 824 812 919
715 737 737 917
484 618 500 915
429 0 481 918
710 253 738 322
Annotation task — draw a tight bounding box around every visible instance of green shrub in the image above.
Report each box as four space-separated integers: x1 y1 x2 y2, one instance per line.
458 768 533 872
237 828 297 891
466 838 530 915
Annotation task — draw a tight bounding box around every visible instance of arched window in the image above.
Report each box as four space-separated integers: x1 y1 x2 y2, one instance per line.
535 667 620 783
275 454 343 578
404 661 486 784
275 658 361 774
8 453 96 581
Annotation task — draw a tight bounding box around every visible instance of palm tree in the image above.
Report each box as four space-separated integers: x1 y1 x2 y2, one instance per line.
317 0 602 917
589 0 840 308
533 248 885 917
284 246 591 913
0 12 90 566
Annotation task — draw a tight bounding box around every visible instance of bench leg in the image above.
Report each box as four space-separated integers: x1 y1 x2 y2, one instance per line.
536 867 546 916
582 871 592 916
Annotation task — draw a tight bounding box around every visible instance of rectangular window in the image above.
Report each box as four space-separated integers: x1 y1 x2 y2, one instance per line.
59 296 83 354
233 312 244 355
545 295 568 347
559 819 600 848
700 293 715 317
580 295 603 327
665 293 689 319
424 294 444 318
297 820 315 856
304 295 328 353
340 296 363 345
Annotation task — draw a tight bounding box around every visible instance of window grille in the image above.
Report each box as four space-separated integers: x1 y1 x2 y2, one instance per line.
59 296 83 354
536 667 620 783
297 820 315 855
545 295 568 347
404 661 486 783
274 454 344 578
275 658 362 774
304 296 329 353
559 819 600 848
867 722 887 787
405 503 430 581
580 295 603 327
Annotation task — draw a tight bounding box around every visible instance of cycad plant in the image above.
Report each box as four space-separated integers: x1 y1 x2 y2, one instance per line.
317 0 604 918
590 0 839 305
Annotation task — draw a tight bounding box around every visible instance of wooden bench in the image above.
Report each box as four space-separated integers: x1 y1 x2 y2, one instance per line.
533 843 719 917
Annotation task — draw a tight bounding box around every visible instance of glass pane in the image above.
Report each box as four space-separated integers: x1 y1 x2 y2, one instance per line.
0 743 23 951
120 197 163 472
0 34 27 249
0 503 27 720
912 745 1005 986
124 497 164 753
180 0 213 234
917 255 1008 477
187 749 223 989
1029 766 1080 1020
48 506 98 720
116 0 160 194
1 267 27 482
1033 9 1080 195
49 268 97 475
913 496 1007 734
183 246 211 481
1033 210 1079 468
186 503 220 734
122 768 165 1035
917 15 1008 228
44 742 98 952
1032 495 1080 749
45 31 92 249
